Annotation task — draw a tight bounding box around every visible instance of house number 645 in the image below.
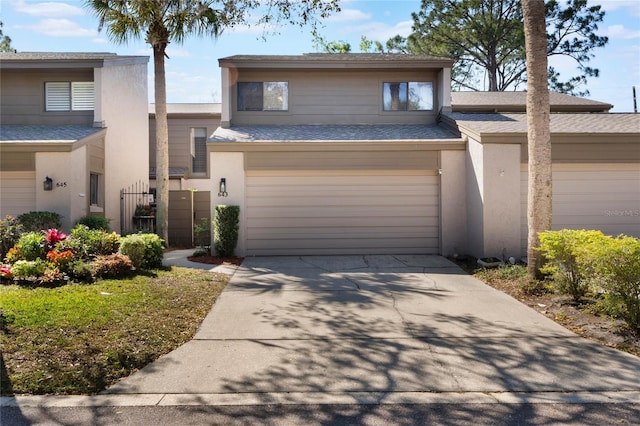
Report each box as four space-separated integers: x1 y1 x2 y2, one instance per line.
56 182 67 187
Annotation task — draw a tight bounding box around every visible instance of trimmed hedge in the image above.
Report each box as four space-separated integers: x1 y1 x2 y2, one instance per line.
118 233 164 269
17 211 61 232
213 205 239 257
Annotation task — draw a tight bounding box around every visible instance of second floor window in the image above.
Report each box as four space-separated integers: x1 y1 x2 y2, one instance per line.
191 128 208 175
238 81 288 111
383 82 433 111
45 81 95 112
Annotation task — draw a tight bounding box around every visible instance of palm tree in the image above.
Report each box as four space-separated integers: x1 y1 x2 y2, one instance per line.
522 0 552 279
86 0 223 244
86 0 340 245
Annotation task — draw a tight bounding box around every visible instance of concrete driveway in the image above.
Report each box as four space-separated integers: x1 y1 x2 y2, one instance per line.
103 255 640 405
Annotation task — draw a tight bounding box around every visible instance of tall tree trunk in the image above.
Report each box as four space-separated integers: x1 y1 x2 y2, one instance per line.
153 45 169 245
523 0 552 279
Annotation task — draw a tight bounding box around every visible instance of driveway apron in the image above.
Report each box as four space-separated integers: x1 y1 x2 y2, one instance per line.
105 255 640 401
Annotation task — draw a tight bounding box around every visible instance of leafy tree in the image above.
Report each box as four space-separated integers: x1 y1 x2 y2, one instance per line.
523 0 552 280
0 21 15 52
313 31 351 53
86 0 340 243
404 0 607 95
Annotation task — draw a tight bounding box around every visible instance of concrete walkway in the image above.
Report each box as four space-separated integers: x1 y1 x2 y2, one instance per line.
4 254 640 408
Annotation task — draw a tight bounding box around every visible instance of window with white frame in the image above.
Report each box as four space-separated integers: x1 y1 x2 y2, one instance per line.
237 81 288 111
191 128 208 175
45 81 95 111
382 82 433 111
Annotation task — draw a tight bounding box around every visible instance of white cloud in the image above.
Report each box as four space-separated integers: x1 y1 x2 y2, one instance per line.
12 0 85 17
326 8 372 23
18 19 96 37
605 24 640 40
92 37 108 44
598 0 640 16
344 19 413 41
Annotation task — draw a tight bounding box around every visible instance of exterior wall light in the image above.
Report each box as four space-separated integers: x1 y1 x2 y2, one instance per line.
43 176 53 191
218 178 228 197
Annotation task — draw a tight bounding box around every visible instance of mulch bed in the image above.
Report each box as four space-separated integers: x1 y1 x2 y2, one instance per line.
187 254 244 266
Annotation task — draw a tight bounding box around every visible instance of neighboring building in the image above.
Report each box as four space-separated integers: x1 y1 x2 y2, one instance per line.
148 103 221 246
0 52 149 232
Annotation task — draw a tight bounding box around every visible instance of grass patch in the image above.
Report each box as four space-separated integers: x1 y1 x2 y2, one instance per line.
0 267 228 395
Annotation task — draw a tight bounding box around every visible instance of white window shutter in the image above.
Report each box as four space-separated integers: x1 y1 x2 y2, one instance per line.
71 82 95 111
45 82 71 111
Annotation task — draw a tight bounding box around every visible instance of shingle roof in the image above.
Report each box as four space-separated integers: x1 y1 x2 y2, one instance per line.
148 167 187 178
0 52 148 68
211 124 460 142
445 112 640 135
0 52 118 60
219 53 454 68
451 91 612 112
0 125 103 143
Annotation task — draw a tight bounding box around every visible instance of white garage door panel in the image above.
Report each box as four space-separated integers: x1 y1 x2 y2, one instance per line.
0 171 36 217
246 171 440 256
520 164 640 253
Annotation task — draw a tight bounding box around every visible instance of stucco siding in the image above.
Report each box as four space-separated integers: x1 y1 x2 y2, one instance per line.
96 62 148 232
231 69 439 126
520 163 640 254
0 69 94 125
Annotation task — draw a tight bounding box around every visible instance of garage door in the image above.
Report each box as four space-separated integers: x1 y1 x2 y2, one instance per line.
520 163 640 253
246 170 440 255
0 171 36 217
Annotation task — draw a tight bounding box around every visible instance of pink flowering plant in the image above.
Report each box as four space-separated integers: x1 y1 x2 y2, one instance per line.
0 264 12 280
45 228 67 248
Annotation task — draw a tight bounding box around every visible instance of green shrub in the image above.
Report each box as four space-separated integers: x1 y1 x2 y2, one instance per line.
194 217 211 248
37 268 68 288
10 232 47 262
0 216 24 259
67 260 94 283
11 259 47 281
92 253 134 278
118 235 145 268
17 211 62 232
213 205 239 257
76 215 110 231
118 233 164 269
587 235 640 330
57 225 120 259
537 229 607 301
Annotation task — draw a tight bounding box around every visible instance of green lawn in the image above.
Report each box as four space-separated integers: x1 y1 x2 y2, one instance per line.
0 267 228 395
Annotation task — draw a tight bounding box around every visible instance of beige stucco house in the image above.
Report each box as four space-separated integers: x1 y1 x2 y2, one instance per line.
199 53 639 258
0 52 149 232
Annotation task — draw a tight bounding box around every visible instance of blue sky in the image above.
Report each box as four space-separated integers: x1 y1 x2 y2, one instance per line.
3 0 639 111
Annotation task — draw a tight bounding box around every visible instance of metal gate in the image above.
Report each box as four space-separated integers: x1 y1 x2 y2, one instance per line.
120 181 155 235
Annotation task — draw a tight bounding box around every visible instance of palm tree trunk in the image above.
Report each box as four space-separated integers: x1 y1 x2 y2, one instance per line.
523 0 552 279
153 45 169 245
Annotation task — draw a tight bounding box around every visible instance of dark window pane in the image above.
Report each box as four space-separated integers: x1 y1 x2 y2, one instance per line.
90 173 99 205
383 82 407 111
238 82 263 111
191 128 207 174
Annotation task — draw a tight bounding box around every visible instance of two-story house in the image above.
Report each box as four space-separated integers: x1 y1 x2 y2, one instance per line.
208 54 467 256
0 52 149 232
203 53 638 258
